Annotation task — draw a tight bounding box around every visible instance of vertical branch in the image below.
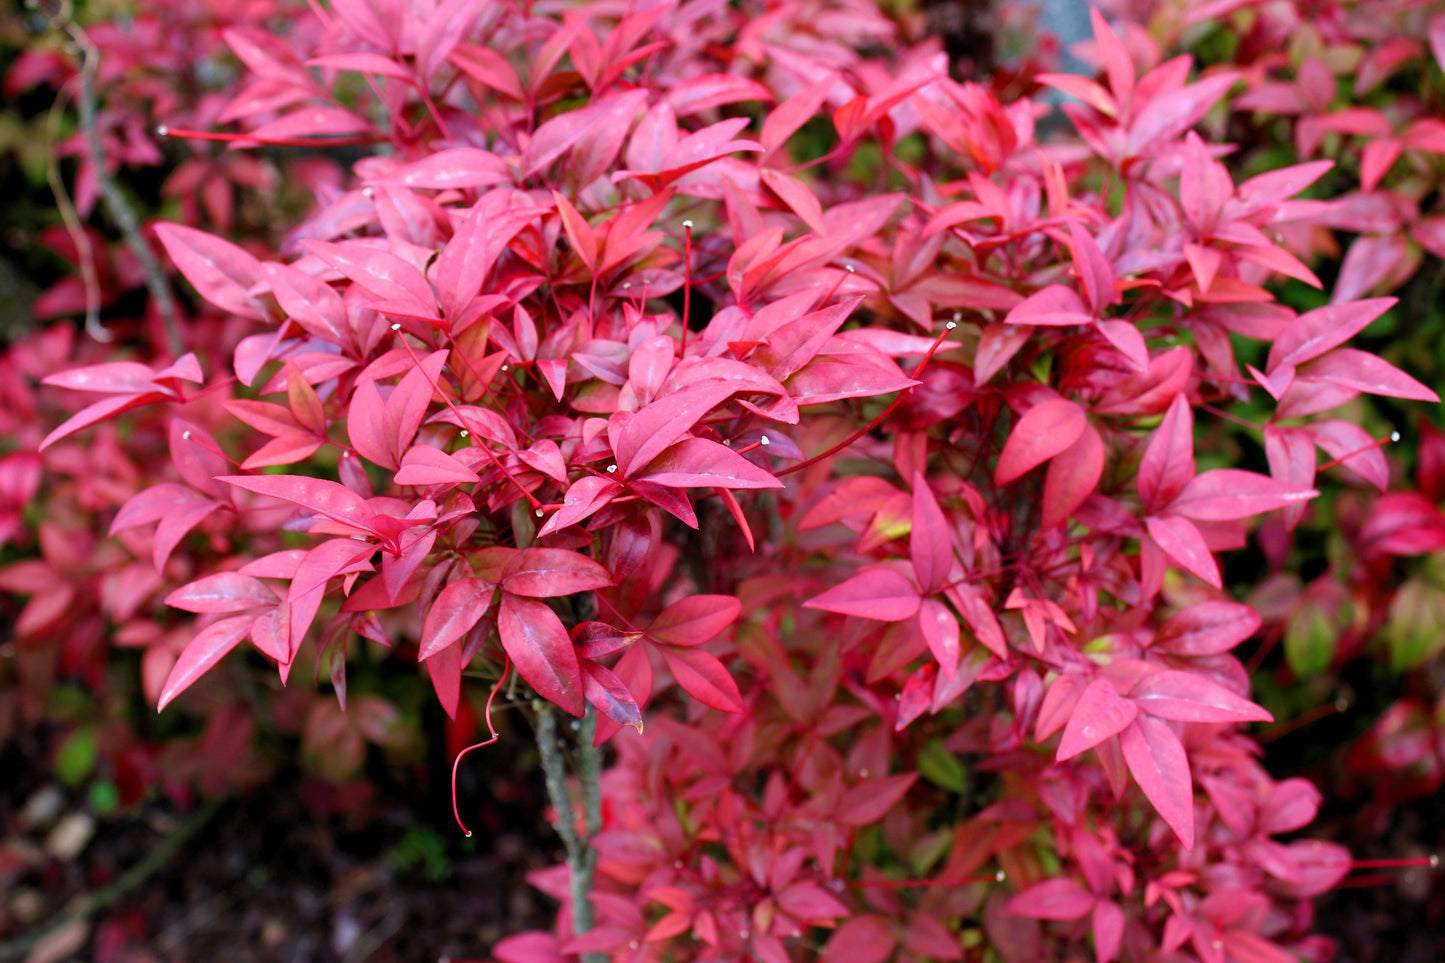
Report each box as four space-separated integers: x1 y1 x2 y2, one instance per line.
67 22 184 357
535 703 604 963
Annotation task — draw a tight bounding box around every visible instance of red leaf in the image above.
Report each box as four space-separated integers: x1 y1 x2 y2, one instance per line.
504 548 612 598
647 595 741 647
1168 469 1316 521
1155 602 1260 656
910 473 952 594
537 476 621 537
420 578 496 660
425 636 463 718
805 567 921 622
302 239 437 318
166 573 276 613
1006 877 1095 920
659 645 743 713
834 773 918 825
498 594 584 715
1005 285 1095 327
995 399 1087 485
1057 678 1138 761
1042 425 1105 529
157 615 254 710
1130 670 1272 723
918 598 961 680
1120 716 1194 850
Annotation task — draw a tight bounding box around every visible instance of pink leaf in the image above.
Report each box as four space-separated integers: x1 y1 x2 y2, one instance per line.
633 437 783 490
820 915 896 963
370 148 510 189
154 223 265 320
995 399 1087 485
1092 899 1125 963
498 594 585 716
1131 670 1272 723
647 595 741 647
1006 877 1095 920
1120 716 1194 850
1058 678 1138 761
805 567 921 622
1168 470 1316 521
1145 514 1221 587
1042 425 1105 529
504 548 612 598
659 645 743 713
919 598 961 680
1138 394 1195 512
218 474 376 532
834 772 918 825
1266 298 1395 372
166 573 277 613
395 444 481 486
1301 349 1439 402
611 381 738 478
1155 602 1261 656
910 473 952 595
157 615 254 710
425 637 463 718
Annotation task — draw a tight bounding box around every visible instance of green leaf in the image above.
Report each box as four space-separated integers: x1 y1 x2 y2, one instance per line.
1284 604 1337 677
55 727 97 787
918 738 966 793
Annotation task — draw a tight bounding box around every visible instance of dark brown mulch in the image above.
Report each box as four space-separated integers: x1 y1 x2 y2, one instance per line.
2 761 559 963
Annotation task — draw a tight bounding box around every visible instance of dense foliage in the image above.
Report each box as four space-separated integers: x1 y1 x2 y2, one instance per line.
4 0 1445 960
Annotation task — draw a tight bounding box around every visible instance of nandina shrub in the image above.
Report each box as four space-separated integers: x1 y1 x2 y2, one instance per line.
6 0 1445 960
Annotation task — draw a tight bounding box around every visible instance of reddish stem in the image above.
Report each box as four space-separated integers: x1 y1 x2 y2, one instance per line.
452 656 510 837
846 872 1002 889
157 125 386 148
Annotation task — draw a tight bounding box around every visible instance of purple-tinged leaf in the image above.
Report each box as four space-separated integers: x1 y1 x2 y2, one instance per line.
219 474 377 532
918 598 961 680
634 437 783 490
581 660 642 730
1301 349 1439 402
610 381 738 478
834 773 918 826
1042 425 1105 529
370 148 510 189
395 444 481 486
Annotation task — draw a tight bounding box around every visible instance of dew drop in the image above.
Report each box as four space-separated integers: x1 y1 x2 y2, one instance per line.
953 311 962 322
182 430 192 440
535 508 544 517
760 435 770 446
845 264 855 273
682 220 693 230
362 186 375 198
390 322 401 331
459 430 469 437
1392 431 1401 442
995 869 1006 882
501 364 509 372
156 124 169 137
945 320 958 330
606 464 618 473
1432 854 1441 868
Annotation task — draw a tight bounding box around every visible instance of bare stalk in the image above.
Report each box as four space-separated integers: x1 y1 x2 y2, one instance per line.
535 703 604 963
